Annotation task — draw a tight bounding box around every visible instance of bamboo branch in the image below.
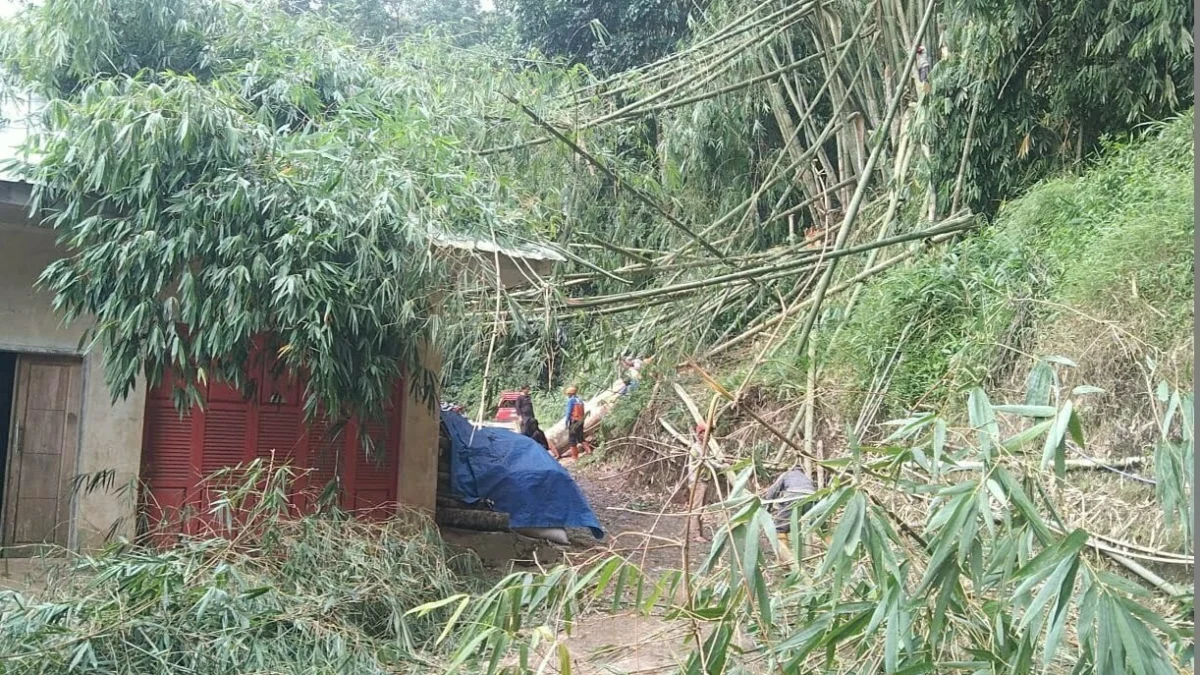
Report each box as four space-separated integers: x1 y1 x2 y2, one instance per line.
502 93 736 267
779 0 938 361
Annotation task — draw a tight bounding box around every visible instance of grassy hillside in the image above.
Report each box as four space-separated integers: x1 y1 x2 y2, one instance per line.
806 112 1194 446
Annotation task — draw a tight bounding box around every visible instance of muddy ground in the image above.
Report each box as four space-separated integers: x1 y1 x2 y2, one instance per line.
564 459 709 574
549 459 721 674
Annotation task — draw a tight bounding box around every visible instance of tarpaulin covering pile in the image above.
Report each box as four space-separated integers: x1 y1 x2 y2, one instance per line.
441 411 604 539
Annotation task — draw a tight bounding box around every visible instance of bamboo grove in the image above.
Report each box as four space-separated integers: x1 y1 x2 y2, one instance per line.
0 0 1192 673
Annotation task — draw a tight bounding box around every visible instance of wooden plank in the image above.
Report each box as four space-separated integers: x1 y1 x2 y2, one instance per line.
58 359 82 548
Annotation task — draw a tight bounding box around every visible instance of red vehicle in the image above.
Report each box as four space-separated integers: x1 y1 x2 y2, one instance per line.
493 391 523 424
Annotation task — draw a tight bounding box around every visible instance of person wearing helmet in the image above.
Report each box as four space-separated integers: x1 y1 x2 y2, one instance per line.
562 386 586 460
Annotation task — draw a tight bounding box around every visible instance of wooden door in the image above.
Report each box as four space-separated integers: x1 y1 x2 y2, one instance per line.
2 356 82 555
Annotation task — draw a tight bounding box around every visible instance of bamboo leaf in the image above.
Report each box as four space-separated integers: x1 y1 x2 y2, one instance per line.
968 388 999 454
994 404 1057 418
1041 401 1074 473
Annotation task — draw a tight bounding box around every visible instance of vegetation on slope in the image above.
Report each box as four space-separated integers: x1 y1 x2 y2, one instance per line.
816 112 1194 426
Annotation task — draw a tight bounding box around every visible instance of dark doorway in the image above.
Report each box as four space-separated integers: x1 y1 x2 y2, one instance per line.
0 352 16 517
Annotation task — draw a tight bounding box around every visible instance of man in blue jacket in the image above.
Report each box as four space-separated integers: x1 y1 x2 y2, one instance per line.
563 385 587 460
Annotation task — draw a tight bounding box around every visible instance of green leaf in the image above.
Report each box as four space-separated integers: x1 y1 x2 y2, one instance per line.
932 418 947 479
992 467 1053 543
1012 528 1088 586
1024 361 1054 406
819 491 865 576
406 593 469 618
994 404 1057 418
557 641 572 675
1001 419 1054 452
1066 409 1086 450
968 388 999 453
1041 401 1074 473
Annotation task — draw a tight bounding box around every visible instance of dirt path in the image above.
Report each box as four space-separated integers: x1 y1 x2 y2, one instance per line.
563 459 708 575
549 459 712 674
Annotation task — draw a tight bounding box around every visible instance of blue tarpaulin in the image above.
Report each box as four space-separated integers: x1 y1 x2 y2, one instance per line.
441 411 604 539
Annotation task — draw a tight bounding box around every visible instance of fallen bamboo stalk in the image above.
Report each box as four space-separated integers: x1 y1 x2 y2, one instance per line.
780 0 938 362
1100 550 1188 595
570 217 974 310
937 457 1146 472
483 4 825 156
502 93 735 267
705 223 969 356
566 0 813 101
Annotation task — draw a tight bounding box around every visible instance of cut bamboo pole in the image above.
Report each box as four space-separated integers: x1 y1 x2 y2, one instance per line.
705 221 971 357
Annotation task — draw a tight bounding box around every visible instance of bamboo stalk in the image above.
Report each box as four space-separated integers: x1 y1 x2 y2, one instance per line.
565 217 971 310
704 219 973 356
566 0 812 102
502 93 735 267
777 0 938 362
950 87 982 215
675 32 876 257
822 114 917 354
481 10 829 157
937 457 1146 472
1100 551 1187 595
802 333 816 470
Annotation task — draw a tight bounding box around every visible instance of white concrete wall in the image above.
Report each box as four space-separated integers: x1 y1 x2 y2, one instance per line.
0 221 144 551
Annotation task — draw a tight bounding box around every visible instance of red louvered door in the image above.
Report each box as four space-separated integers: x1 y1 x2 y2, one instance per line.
139 341 402 539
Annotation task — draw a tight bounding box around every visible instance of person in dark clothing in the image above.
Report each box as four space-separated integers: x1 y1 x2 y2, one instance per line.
764 467 817 569
562 386 587 460
515 385 536 436
526 417 550 452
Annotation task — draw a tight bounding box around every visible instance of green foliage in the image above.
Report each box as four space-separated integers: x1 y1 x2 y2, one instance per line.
0 0 555 426
1153 384 1194 549
823 112 1194 416
425 385 1192 673
286 0 485 46
501 0 699 73
919 0 1194 215
0 460 480 674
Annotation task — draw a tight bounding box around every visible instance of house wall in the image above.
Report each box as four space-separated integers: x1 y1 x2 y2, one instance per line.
0 219 443 545
397 341 440 513
0 220 146 551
